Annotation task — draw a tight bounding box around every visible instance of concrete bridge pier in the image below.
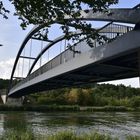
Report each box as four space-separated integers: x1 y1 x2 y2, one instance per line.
0 89 7 104
0 89 23 105
6 97 23 106
138 51 140 87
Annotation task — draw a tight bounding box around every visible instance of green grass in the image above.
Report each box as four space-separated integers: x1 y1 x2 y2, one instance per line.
0 130 34 140
85 106 131 112
46 131 118 140
127 136 140 140
1 130 140 140
0 104 80 112
0 104 139 112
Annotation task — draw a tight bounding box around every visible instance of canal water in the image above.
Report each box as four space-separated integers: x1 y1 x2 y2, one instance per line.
0 111 139 139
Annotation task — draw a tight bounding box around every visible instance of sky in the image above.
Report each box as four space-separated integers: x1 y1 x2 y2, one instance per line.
0 0 140 88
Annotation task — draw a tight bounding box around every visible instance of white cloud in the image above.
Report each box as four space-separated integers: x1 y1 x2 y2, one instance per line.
101 78 140 88
0 57 48 79
0 58 15 79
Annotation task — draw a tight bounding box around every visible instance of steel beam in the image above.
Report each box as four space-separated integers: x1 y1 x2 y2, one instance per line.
31 37 53 42
20 56 36 60
100 64 137 72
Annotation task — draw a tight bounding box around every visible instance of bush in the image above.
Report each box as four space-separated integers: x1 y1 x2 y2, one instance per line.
129 96 140 108
119 98 130 107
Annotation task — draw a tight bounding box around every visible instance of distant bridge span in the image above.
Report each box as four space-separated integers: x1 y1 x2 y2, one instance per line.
8 7 140 97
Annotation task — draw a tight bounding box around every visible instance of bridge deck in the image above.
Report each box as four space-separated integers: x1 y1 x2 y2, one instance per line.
9 29 140 97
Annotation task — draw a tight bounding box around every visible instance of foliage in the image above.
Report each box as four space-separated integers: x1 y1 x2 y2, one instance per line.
27 84 140 108
0 130 34 140
129 96 140 108
127 135 140 140
0 104 80 112
86 106 128 112
0 1 9 19
1 0 119 47
46 131 117 140
1 130 140 140
0 78 140 108
0 79 9 89
0 130 118 140
9 0 118 28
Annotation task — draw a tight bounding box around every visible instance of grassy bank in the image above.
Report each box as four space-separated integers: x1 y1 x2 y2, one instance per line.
80 106 140 112
1 130 140 140
0 104 80 112
0 104 140 112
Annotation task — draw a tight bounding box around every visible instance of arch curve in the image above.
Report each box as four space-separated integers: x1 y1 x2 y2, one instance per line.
9 8 139 91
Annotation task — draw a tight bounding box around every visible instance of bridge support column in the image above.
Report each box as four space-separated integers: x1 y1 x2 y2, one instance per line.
0 89 7 104
6 97 24 106
138 51 140 86
0 89 24 105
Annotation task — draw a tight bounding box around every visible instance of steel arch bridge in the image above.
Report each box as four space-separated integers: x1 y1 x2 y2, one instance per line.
8 5 140 98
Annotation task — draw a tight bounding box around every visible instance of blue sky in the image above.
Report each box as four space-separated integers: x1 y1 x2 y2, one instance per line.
0 0 140 87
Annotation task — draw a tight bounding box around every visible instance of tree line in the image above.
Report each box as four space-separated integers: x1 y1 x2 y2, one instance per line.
0 79 140 108
0 79 9 89
26 83 140 108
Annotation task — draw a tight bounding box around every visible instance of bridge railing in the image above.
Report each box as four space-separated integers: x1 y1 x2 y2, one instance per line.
10 23 133 92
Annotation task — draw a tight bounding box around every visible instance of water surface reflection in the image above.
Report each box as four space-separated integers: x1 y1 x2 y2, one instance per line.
0 112 139 139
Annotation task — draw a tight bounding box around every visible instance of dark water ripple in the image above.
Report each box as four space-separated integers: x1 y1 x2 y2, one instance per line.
0 111 139 139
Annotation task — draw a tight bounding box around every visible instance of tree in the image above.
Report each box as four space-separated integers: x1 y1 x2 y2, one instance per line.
8 0 118 47
9 0 118 26
0 79 9 89
0 1 9 19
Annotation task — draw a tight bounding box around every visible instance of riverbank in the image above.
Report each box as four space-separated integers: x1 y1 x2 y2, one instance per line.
1 130 140 140
0 104 140 112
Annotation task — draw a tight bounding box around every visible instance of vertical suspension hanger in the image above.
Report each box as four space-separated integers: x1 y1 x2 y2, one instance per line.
60 40 62 53
60 41 62 64
22 48 25 77
48 35 49 62
40 30 44 67
64 38 67 50
111 24 113 39
29 38 32 71
113 23 115 38
64 39 67 62
48 49 49 61
17 59 20 78
138 51 140 86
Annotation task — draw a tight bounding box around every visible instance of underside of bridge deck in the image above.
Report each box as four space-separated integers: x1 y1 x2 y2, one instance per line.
8 6 140 98
9 50 140 98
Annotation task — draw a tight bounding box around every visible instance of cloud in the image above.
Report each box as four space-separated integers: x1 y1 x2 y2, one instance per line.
0 57 48 79
0 58 14 79
101 78 139 88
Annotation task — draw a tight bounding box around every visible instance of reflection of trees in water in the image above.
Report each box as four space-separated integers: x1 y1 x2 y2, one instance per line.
127 112 140 123
0 114 5 135
46 112 140 128
4 113 27 130
2 112 34 137
45 114 93 127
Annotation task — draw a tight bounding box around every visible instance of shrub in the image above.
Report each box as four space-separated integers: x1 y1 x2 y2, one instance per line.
129 96 140 108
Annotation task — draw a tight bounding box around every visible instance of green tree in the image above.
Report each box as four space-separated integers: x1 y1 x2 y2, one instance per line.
67 88 79 105
10 0 118 28
1 0 118 48
77 88 84 105
0 79 9 89
129 96 140 108
0 1 9 19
